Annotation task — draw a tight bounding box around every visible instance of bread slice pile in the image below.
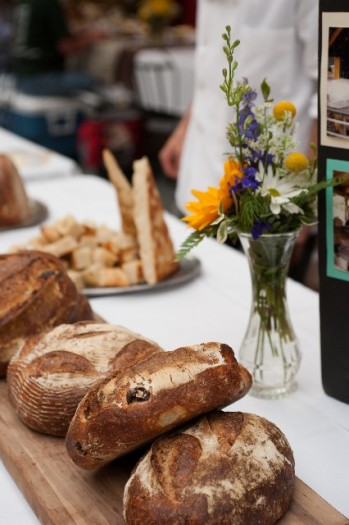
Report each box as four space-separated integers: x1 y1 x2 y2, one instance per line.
103 149 179 286
13 151 178 290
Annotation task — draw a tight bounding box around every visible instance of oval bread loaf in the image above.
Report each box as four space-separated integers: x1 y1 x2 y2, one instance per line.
7 321 163 436
66 342 252 469
0 154 31 226
0 250 94 376
123 411 295 525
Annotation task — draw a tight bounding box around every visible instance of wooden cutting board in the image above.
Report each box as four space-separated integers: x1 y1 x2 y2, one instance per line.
0 380 347 525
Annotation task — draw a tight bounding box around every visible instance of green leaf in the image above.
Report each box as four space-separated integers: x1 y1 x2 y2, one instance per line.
217 220 228 244
175 230 207 261
260 78 270 101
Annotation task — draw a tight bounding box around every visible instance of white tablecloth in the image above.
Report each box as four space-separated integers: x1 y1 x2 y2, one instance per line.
0 127 80 181
0 174 348 523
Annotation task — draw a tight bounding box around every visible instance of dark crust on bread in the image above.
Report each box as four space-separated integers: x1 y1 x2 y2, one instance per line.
0 250 94 375
123 411 295 525
65 342 252 469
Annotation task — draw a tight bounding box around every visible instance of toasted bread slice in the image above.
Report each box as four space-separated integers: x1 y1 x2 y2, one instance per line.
132 157 179 285
102 149 137 238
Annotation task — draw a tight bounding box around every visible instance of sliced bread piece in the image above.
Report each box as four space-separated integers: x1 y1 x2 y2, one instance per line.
102 148 137 238
132 157 179 285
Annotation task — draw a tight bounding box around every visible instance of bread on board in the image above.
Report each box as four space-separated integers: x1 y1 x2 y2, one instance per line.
123 411 295 525
65 342 252 469
0 250 94 376
7 321 163 436
0 154 31 226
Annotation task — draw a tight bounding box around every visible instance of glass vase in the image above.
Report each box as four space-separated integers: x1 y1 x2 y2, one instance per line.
238 231 301 399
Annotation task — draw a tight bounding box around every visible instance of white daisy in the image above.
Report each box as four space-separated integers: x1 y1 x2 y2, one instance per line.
256 162 307 215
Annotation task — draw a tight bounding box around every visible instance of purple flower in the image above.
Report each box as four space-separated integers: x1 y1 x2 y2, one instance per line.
251 219 272 240
242 86 257 107
230 166 260 195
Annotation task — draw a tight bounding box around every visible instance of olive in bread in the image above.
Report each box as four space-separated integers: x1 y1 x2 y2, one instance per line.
123 411 295 525
7 321 163 436
65 342 252 469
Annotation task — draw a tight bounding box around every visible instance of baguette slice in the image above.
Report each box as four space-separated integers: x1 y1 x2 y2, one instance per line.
132 157 179 285
65 342 252 469
102 148 137 238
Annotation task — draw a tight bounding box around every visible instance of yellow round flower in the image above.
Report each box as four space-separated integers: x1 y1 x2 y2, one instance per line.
273 101 297 121
285 152 309 172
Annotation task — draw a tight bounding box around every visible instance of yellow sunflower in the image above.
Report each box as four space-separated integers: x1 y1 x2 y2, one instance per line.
183 187 221 230
183 156 243 231
220 156 243 209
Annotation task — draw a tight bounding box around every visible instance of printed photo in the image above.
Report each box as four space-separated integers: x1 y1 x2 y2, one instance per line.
326 158 349 281
320 13 349 148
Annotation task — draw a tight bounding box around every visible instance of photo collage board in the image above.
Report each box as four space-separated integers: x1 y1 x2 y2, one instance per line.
318 0 349 404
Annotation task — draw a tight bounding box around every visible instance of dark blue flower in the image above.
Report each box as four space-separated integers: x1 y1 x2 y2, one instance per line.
251 219 272 240
239 103 259 140
230 166 260 194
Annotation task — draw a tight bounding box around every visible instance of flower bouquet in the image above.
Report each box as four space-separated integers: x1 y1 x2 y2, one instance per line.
137 0 180 40
177 26 340 398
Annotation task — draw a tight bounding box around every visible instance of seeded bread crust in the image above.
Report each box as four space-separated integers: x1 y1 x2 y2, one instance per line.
65 342 252 469
0 250 95 376
123 411 295 525
7 321 163 436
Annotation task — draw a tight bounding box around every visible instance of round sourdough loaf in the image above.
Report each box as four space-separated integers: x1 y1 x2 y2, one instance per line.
0 250 94 376
65 342 252 469
7 321 162 436
0 154 31 226
123 411 295 525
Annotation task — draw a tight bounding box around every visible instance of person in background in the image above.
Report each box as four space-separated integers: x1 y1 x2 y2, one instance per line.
11 0 107 97
159 0 318 285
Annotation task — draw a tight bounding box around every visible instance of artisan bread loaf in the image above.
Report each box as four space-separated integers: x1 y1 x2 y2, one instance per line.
0 154 31 226
7 322 163 436
0 250 94 376
132 157 179 285
123 411 295 525
66 342 252 469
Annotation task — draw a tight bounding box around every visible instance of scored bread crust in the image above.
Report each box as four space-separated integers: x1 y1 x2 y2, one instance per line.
0 250 95 376
65 342 252 469
7 322 163 436
123 411 295 525
132 157 179 285
0 154 31 226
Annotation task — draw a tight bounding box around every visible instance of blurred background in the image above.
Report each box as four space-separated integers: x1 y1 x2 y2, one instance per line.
0 0 197 214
